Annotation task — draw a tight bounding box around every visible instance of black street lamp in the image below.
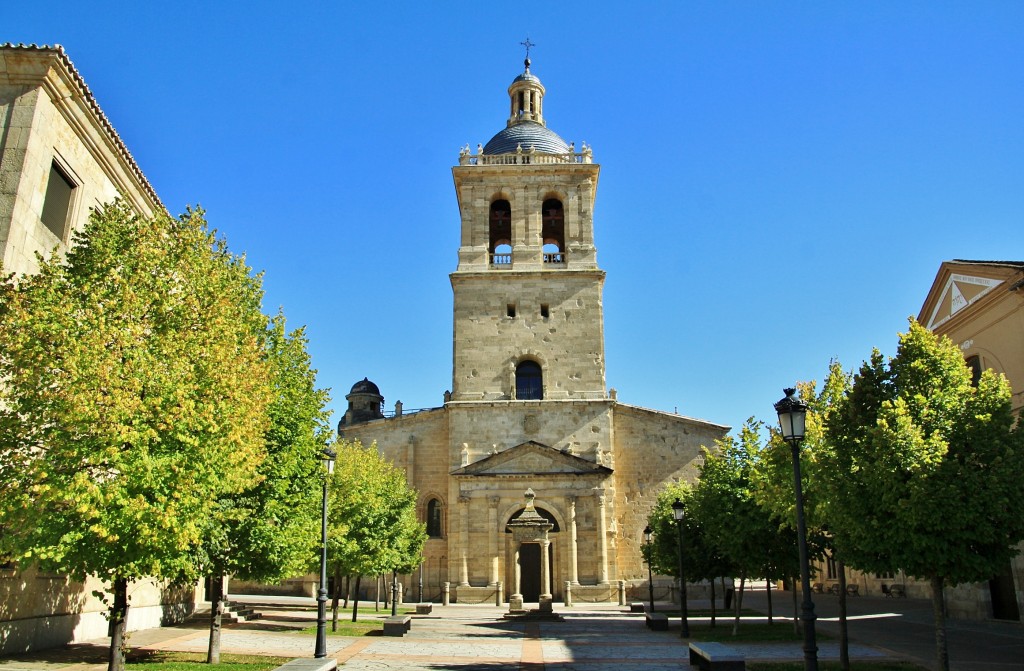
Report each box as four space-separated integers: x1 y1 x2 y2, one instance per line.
391 569 399 617
671 498 689 638
775 387 818 671
314 447 336 659
643 525 655 613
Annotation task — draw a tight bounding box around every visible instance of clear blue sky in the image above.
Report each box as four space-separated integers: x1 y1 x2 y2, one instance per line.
8 2 1023 436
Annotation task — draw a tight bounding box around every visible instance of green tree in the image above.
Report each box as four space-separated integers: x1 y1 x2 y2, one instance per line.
327 440 426 624
821 319 1024 671
0 203 271 671
646 482 734 626
200 314 331 662
691 420 801 634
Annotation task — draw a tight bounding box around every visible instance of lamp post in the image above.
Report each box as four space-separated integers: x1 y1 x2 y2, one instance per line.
391 570 399 617
643 525 655 613
314 447 336 659
671 499 689 638
775 387 818 671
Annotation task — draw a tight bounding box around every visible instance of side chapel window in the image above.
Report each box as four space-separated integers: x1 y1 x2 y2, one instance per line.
426 498 444 538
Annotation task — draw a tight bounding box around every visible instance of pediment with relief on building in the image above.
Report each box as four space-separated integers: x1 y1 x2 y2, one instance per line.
920 261 1024 330
451 440 613 477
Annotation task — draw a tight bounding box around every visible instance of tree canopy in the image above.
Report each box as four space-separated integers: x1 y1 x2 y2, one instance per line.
820 318 1024 671
328 440 426 581
0 203 272 671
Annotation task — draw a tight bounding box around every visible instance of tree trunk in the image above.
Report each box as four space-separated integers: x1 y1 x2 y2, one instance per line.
343 574 350 609
709 577 717 628
732 573 745 636
931 575 950 671
330 565 341 631
838 561 849 671
351 575 362 623
766 575 774 624
375 573 381 612
206 574 224 664
107 577 129 671
791 575 801 635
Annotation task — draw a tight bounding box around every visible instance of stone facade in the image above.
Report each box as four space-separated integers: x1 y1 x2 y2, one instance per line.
339 60 728 605
0 44 161 276
0 44 199 653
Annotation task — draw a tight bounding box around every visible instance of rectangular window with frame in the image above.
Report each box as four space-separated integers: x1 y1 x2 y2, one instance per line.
40 160 77 241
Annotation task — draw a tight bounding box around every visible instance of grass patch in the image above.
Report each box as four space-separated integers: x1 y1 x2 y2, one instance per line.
750 663 926 671
656 608 762 617
685 621 832 643
128 651 289 671
295 609 416 637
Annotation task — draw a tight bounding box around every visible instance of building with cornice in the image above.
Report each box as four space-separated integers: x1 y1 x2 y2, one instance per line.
338 59 728 605
0 43 198 654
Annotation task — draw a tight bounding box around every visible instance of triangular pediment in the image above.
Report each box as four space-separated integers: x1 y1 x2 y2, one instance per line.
920 261 1024 330
451 440 613 477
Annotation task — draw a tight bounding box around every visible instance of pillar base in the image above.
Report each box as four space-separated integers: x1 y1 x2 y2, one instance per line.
508 593 525 614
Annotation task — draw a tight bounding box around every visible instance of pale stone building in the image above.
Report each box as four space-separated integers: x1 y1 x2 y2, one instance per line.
338 59 728 605
919 260 1024 620
0 43 200 653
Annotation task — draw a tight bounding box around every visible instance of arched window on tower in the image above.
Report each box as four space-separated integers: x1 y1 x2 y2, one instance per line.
516 360 543 400
426 498 444 538
542 199 565 263
490 200 512 266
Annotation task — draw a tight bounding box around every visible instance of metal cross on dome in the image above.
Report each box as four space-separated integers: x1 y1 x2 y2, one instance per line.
520 37 535 60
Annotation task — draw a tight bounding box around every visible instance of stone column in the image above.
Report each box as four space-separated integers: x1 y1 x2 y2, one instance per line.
567 496 579 585
540 540 552 599
597 492 609 584
459 495 470 586
489 496 500 585
512 549 520 594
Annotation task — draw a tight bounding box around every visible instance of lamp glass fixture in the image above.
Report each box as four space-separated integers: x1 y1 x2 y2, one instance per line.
322 447 337 475
671 499 685 522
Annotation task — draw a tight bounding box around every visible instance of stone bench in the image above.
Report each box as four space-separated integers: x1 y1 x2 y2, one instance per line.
688 642 745 671
645 611 668 631
416 603 433 614
630 602 646 613
383 615 412 637
273 659 337 671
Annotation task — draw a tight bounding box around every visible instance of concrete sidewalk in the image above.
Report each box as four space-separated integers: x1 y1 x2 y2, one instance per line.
6 591 1020 670
0 596 894 671
739 587 1024 671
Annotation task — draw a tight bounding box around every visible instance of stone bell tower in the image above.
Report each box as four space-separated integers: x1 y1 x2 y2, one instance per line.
451 57 604 403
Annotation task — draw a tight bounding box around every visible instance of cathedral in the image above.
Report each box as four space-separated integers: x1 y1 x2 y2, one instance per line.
338 57 728 605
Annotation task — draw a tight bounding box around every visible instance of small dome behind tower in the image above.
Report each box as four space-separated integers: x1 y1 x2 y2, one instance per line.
338 377 384 432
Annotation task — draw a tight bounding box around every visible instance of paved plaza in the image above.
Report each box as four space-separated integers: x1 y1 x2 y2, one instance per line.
0 592 1021 671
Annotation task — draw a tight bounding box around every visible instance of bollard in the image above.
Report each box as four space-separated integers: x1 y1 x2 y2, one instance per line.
564 580 573 608
495 581 503 607
442 581 450 606
618 580 626 606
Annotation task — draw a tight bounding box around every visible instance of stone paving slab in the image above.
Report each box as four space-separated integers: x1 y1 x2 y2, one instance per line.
0 601 904 671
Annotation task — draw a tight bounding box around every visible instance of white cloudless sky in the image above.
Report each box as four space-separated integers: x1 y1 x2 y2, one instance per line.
8 1 1023 435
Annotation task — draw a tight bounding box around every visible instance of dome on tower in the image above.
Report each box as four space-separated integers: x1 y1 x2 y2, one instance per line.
482 122 570 155
482 58 570 156
350 377 381 396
